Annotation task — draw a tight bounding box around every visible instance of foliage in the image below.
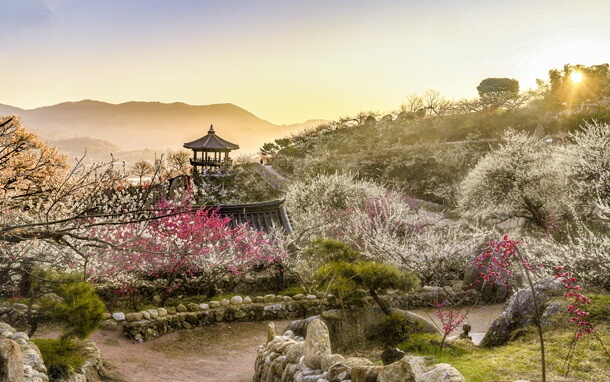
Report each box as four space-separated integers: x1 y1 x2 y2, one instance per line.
90 196 286 306
31 338 85 380
434 298 470 350
548 63 610 111
45 279 105 340
285 173 491 289
457 129 570 229
377 313 411 347
398 327 610 381
477 77 521 109
314 238 418 315
0 116 170 297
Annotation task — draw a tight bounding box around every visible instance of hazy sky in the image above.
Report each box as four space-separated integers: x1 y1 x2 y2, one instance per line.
1 0 610 124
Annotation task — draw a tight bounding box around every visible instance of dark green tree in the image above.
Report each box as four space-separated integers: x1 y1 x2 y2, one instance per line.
477 78 520 109
314 239 419 315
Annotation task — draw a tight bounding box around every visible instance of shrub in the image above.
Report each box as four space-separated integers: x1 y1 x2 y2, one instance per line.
31 338 85 380
376 313 411 347
44 280 105 340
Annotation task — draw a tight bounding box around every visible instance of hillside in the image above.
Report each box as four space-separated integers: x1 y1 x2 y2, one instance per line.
0 100 325 163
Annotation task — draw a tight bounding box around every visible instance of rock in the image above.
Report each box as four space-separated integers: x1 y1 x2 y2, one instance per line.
157 307 168 317
147 309 159 319
286 342 304 363
254 296 265 303
230 296 243 305
480 278 564 347
126 312 143 322
292 294 305 301
380 347 405 365
244 296 252 304
101 313 112 320
11 303 28 311
377 356 426 382
287 316 320 338
267 322 275 344
275 295 284 302
21 348 41 368
199 303 209 310
187 303 200 311
321 353 345 372
419 363 466 382
264 294 276 303
10 332 29 341
209 301 220 308
176 304 188 313
303 319 332 369
351 365 382 382
305 294 317 300
0 338 24 382
220 299 230 306
462 249 510 303
327 357 372 382
141 311 151 320
100 320 118 331
112 312 126 321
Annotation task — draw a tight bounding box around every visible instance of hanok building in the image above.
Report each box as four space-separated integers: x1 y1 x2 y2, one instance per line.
183 125 239 176
183 124 292 234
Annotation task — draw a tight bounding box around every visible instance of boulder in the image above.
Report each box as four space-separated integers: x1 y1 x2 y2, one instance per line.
380 347 405 365
419 363 466 382
326 357 372 382
303 319 332 369
377 356 426 382
480 277 564 347
462 248 510 303
0 338 24 382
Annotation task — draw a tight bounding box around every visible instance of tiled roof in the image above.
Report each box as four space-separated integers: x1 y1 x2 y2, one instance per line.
205 199 292 234
183 125 240 151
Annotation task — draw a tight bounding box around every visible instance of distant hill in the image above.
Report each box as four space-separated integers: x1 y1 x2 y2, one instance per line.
0 100 326 163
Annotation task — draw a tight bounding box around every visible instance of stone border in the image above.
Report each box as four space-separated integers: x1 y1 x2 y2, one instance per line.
99 287 479 342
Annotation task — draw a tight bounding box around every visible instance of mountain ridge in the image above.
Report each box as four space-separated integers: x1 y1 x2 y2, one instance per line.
0 100 326 163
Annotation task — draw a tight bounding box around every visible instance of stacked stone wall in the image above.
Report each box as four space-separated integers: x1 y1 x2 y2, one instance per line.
98 287 481 342
254 319 468 382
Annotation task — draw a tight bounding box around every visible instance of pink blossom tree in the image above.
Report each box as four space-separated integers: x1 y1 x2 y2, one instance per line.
90 197 286 306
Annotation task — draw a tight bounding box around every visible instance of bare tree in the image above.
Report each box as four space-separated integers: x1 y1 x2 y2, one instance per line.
422 89 453 116
129 160 154 185
400 93 424 113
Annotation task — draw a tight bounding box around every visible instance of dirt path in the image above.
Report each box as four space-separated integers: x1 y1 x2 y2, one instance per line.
90 320 291 382
34 305 504 381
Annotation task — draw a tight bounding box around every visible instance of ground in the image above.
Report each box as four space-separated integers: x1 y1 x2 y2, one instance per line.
33 305 503 382
89 320 291 382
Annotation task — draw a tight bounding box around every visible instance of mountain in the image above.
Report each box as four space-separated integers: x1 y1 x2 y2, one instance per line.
0 100 325 163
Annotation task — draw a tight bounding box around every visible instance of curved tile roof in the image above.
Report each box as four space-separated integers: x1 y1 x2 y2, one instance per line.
183 125 240 151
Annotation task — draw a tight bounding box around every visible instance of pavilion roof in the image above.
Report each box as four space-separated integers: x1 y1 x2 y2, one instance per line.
183 125 240 151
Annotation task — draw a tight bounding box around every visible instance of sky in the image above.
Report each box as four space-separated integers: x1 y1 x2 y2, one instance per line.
1 0 610 125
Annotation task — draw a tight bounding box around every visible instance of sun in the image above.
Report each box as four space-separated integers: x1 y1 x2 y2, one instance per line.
571 71 583 84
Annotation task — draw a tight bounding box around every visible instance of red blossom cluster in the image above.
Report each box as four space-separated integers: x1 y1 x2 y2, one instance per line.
555 266 594 340
471 235 527 289
434 297 471 349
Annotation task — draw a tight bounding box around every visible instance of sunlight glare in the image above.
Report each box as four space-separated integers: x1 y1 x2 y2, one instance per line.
571 71 583 83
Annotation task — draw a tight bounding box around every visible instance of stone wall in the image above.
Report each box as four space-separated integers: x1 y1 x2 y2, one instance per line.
0 322 105 382
99 287 480 342
253 319 467 382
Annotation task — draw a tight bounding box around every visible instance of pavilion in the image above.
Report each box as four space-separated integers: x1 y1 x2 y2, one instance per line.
183 125 239 176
